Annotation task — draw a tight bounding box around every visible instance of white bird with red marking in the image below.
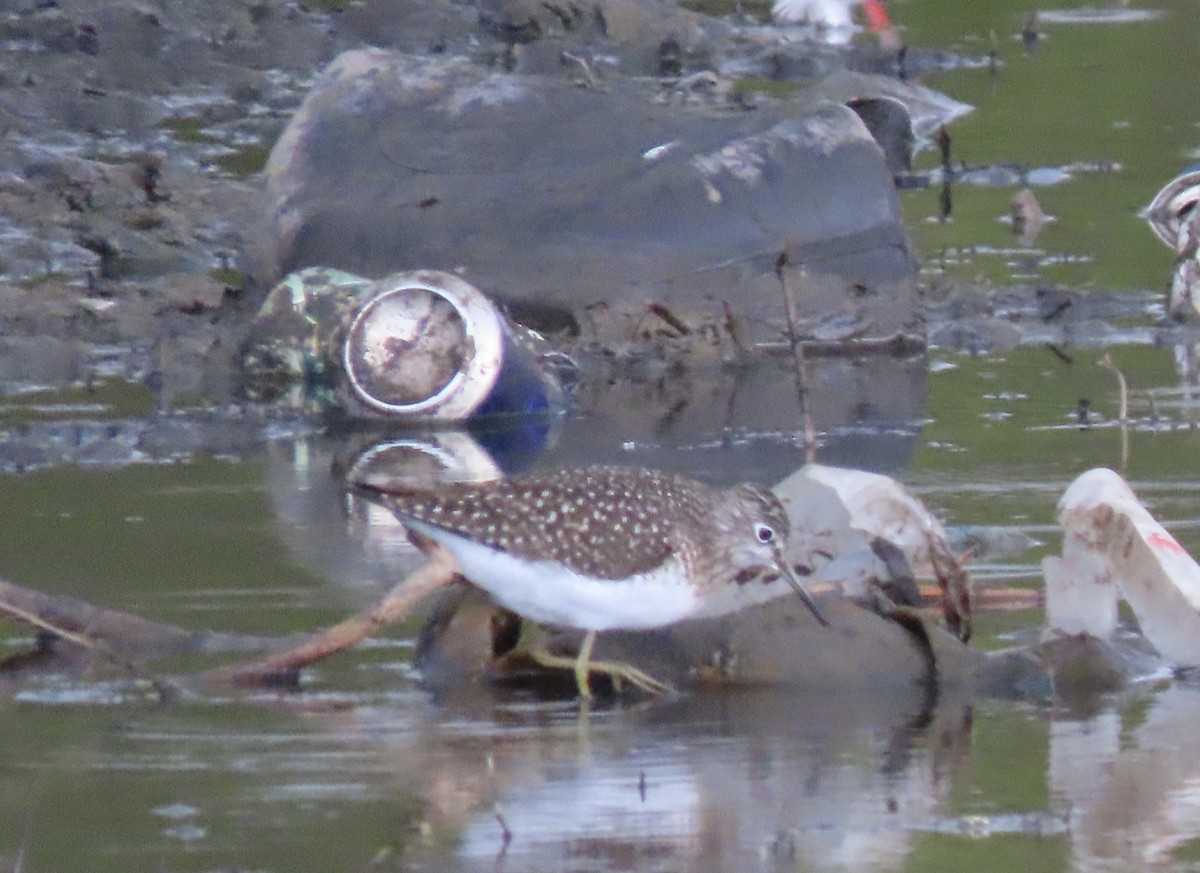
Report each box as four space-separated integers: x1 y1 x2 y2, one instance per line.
771 0 893 44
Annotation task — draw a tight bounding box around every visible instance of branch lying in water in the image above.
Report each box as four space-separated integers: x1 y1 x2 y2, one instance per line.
0 584 177 701
0 546 459 690
202 547 458 687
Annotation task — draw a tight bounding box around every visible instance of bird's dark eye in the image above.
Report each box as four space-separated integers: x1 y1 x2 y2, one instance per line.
755 523 774 543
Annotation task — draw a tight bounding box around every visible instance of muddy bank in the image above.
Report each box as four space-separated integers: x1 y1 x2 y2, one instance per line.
2 0 1186 450
0 0 975 407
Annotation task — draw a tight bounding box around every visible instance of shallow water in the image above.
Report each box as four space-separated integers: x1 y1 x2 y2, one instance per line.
8 354 1200 873
902 0 1199 292
5 3 1200 872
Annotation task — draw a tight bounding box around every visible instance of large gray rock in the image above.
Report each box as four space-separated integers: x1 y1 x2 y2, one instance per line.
264 49 919 343
337 0 719 77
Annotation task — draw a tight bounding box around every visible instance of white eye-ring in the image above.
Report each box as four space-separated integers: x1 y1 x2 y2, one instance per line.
754 523 775 543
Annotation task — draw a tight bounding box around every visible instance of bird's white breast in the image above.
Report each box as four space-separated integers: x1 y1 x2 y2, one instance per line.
771 0 855 26
407 519 700 631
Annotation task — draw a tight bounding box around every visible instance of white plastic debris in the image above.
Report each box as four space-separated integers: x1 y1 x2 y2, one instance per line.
1046 468 1200 666
775 464 971 638
1043 472 1120 640
788 464 952 576
1042 548 1117 640
773 467 882 598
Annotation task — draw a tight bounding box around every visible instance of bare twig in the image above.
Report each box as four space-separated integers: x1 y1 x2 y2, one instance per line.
1098 352 1129 422
560 51 597 87
646 302 690 336
0 548 461 693
720 299 749 358
926 534 972 643
494 805 513 847
203 547 459 687
1098 353 1131 469
774 249 816 456
0 595 177 700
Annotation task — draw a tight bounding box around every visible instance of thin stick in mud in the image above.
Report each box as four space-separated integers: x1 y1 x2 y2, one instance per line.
775 247 816 459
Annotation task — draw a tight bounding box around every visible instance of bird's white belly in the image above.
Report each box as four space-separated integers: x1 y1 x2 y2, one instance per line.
414 521 699 631
772 0 854 26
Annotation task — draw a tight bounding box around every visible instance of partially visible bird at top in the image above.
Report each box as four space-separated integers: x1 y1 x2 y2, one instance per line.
771 0 895 46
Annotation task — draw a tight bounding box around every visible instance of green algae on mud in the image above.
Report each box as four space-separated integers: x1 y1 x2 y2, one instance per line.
0 380 155 424
900 0 1196 292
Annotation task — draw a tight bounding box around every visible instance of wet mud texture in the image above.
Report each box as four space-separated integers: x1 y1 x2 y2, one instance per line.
0 0 1166 410
0 0 351 399
0 0 923 405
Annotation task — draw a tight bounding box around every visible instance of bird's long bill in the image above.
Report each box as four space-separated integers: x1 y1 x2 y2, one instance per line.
781 560 830 627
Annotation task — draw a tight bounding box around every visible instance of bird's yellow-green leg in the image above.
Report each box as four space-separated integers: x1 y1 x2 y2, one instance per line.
529 630 674 698
575 630 597 697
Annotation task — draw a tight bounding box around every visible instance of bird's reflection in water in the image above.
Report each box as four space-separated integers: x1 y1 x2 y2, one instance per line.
372 685 974 873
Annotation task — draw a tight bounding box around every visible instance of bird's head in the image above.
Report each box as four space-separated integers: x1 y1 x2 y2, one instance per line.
709 484 829 626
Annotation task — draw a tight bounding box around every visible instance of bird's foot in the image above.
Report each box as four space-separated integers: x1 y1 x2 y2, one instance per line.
585 656 675 696
527 648 674 698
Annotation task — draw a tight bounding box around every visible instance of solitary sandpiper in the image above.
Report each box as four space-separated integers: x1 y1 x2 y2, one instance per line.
356 466 829 696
